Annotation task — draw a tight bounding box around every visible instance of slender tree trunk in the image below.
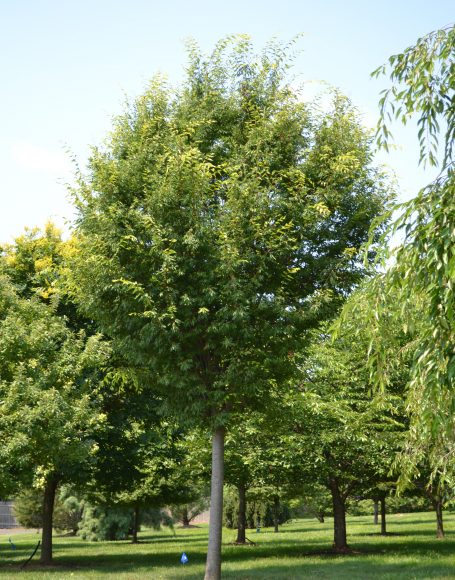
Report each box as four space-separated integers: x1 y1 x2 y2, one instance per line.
132 505 140 543
182 506 191 527
329 479 347 551
316 513 325 523
433 499 444 538
380 497 386 536
373 500 379 525
204 426 225 580
236 482 247 544
40 477 58 565
273 495 280 533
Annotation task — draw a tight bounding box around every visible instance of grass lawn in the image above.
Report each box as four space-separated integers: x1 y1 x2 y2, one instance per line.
1 511 455 579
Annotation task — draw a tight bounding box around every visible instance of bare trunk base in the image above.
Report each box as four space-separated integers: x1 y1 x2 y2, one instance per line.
373 500 379 525
131 505 140 543
235 483 247 544
329 479 347 552
204 426 225 580
181 507 191 528
273 495 280 533
380 497 386 536
40 478 58 565
434 500 444 538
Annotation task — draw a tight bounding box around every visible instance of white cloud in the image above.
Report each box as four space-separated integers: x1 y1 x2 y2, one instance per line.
11 141 72 176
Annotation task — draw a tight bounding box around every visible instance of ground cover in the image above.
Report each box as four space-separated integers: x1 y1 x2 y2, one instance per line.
0 511 454 579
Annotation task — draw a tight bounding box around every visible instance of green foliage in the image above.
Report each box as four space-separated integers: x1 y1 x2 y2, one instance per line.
362 25 455 484
13 487 84 534
222 485 290 529
0 224 86 332
141 507 175 531
372 25 454 167
0 222 65 300
223 486 264 529
349 495 433 516
13 489 43 529
69 36 391 428
290 484 332 522
78 504 132 541
0 275 109 493
171 493 210 526
295 312 407 505
77 503 174 541
55 491 84 535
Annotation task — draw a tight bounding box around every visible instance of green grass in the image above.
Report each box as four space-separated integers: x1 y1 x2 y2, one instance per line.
1 511 455 579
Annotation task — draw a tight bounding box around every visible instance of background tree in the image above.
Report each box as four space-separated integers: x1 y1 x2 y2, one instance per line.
366 25 455 483
295 317 406 551
83 369 195 544
0 275 108 564
69 37 391 579
171 492 210 528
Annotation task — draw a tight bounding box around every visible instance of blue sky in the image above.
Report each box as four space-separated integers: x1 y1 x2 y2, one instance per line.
0 0 452 242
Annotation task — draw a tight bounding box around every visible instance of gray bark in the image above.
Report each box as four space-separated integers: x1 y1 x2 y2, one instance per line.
204 426 225 580
380 497 387 536
273 495 280 533
373 500 379 525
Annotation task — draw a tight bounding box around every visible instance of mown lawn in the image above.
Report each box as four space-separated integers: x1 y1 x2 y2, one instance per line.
1 511 455 579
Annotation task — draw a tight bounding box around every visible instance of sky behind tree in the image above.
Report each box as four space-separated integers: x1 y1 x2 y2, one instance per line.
0 0 452 242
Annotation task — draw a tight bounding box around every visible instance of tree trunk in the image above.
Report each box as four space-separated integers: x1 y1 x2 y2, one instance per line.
182 506 191 527
329 479 347 551
380 497 386 536
273 495 280 533
316 513 325 523
204 426 225 580
40 477 58 565
373 500 379 525
132 505 140 543
236 482 247 543
433 499 444 538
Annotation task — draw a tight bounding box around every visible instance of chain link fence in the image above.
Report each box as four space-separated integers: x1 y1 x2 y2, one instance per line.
0 501 18 528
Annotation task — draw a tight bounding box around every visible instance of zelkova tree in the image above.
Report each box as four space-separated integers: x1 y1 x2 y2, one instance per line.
69 38 390 579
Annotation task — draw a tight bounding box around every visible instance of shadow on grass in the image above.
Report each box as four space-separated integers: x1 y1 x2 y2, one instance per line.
2 518 455 578
4 535 454 568
2 548 455 580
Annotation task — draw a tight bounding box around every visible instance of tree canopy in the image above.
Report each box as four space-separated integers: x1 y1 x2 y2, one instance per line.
68 37 391 578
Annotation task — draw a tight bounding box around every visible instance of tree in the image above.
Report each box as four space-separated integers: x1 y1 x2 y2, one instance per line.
295 315 405 551
367 25 455 483
83 373 194 544
14 487 83 535
171 493 210 527
0 223 86 332
69 37 390 579
0 275 108 564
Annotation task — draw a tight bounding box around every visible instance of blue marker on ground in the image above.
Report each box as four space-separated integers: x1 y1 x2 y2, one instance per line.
180 552 189 564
